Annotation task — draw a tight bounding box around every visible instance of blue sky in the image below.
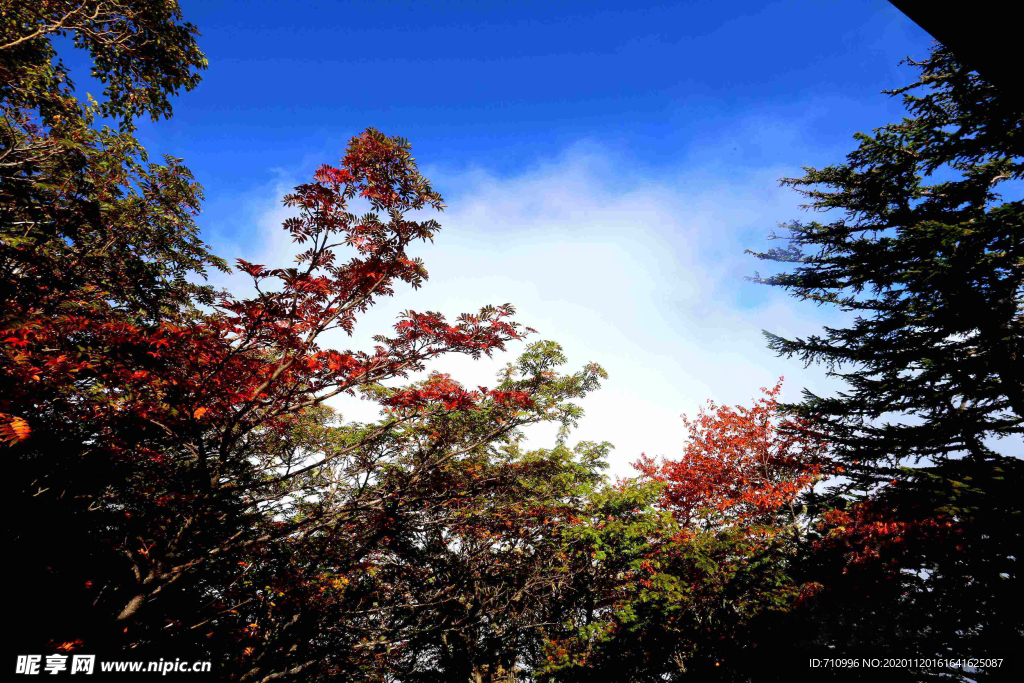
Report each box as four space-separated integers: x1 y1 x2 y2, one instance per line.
142 0 933 190
100 1 941 473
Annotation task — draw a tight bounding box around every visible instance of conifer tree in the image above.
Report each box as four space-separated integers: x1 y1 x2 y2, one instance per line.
748 44 1021 483
747 44 1022 674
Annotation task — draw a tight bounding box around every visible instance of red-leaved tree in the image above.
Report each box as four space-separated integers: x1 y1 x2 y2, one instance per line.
595 379 830 679
635 378 828 533
7 127 555 663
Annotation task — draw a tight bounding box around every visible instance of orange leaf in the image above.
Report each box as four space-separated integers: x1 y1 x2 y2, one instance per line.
0 413 30 445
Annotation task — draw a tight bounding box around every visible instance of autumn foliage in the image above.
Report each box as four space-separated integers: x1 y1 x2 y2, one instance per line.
4 4 1020 682
636 378 828 530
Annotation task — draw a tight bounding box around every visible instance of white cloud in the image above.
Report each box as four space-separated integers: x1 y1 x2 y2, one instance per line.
214 141 852 476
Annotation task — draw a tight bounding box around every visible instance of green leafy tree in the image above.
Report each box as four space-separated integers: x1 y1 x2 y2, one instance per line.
213 342 610 683
1 0 221 320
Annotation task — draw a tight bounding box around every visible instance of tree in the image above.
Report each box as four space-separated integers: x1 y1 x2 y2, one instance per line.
747 44 1022 675
2 8 638 678
0 0 219 324
6 113 545 660
747 44 1021 476
635 379 826 532
3 7 647 679
211 343 610 683
2 0 223 656
572 381 828 682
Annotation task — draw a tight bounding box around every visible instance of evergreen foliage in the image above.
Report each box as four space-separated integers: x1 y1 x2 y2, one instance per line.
748 44 1022 676
747 44 1021 479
